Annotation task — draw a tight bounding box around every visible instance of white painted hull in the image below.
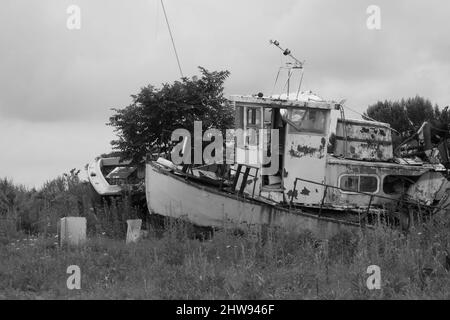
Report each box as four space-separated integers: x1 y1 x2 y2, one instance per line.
145 162 364 239
87 158 123 196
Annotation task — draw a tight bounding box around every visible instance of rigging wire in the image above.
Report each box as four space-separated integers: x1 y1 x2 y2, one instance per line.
282 69 295 98
160 0 184 78
295 69 304 100
271 67 282 96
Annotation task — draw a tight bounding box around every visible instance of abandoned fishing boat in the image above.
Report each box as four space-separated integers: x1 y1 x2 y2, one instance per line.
145 41 450 238
87 157 144 196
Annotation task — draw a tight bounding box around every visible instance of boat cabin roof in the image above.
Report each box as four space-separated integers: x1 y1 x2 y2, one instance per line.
337 117 392 129
229 94 338 110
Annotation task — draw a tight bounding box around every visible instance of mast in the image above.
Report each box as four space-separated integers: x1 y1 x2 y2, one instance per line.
269 40 304 99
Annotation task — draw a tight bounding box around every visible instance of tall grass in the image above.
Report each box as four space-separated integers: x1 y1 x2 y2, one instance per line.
0 170 140 242
1 171 450 299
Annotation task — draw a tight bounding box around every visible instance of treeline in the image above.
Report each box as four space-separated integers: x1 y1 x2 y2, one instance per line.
364 96 450 147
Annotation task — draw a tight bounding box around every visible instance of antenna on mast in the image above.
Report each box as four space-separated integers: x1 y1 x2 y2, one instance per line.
269 40 304 69
269 40 305 99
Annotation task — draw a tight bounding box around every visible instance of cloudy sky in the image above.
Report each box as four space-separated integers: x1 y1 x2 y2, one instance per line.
1 0 449 188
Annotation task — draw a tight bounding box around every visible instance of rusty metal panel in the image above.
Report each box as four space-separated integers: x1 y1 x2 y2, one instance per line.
324 156 429 207
283 110 330 205
334 118 393 161
325 161 380 207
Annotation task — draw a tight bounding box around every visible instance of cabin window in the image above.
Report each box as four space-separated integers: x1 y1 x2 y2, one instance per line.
263 108 272 124
341 175 359 192
246 107 261 127
234 106 244 129
360 176 378 193
339 174 379 194
243 107 261 146
288 108 327 134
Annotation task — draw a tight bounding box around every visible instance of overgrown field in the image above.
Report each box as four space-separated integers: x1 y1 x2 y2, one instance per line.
1 173 450 299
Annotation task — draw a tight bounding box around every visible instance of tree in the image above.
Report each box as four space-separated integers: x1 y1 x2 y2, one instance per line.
108 67 234 163
364 96 450 149
364 100 411 137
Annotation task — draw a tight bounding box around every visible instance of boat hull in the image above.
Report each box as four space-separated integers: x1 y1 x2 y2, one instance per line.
87 158 123 196
145 162 364 239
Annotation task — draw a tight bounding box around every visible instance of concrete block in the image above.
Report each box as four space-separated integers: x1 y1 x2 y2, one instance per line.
60 217 87 246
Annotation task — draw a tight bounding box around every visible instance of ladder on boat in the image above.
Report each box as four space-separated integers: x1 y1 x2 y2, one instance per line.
231 164 260 197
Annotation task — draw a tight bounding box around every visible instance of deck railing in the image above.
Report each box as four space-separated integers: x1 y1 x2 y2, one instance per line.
290 176 447 221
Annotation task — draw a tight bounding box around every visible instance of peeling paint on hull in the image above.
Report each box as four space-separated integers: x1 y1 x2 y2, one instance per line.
335 119 393 161
146 162 364 239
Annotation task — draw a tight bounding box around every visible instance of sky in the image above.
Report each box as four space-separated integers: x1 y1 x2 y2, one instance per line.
1 0 450 188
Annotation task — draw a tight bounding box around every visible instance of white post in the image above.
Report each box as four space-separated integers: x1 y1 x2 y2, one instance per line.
126 219 142 244
60 217 87 246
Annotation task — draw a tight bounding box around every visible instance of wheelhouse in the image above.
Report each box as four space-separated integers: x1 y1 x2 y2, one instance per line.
228 94 445 211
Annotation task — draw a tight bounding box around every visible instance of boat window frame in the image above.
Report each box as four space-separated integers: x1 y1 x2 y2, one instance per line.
243 106 263 146
286 107 329 135
245 106 262 128
338 173 380 194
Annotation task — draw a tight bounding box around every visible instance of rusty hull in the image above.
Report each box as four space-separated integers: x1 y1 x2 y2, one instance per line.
146 161 364 239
